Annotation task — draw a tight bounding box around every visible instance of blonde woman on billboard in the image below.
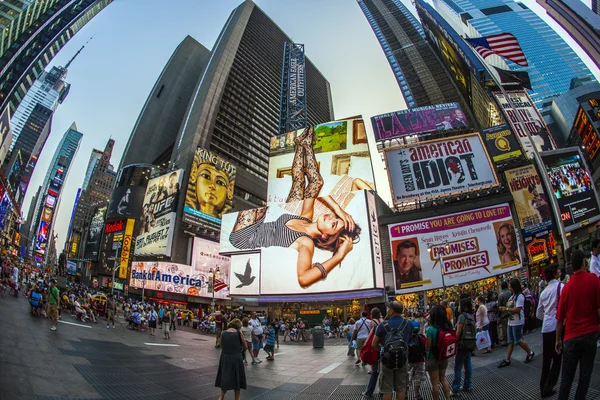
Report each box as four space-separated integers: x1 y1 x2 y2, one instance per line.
229 126 361 288
496 223 520 264
185 149 235 218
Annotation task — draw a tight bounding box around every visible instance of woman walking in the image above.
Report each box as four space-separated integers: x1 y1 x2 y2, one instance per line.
345 318 356 357
425 305 452 400
162 308 171 340
452 298 476 396
362 307 384 398
476 296 492 354
240 317 257 365
215 318 247 400
498 279 535 368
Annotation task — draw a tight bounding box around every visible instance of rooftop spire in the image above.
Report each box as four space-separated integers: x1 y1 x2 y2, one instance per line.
64 35 94 70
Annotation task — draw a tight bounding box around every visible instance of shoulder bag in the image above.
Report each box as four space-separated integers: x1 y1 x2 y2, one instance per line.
360 320 380 365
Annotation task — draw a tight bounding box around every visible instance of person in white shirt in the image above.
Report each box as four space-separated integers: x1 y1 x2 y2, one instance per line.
249 312 264 361
590 239 600 278
353 312 372 365
536 264 563 398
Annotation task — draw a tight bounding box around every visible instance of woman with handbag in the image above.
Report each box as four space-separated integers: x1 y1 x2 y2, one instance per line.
215 318 247 400
362 308 384 398
476 296 492 354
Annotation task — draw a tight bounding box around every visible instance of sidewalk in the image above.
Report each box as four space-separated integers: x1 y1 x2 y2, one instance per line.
0 294 598 400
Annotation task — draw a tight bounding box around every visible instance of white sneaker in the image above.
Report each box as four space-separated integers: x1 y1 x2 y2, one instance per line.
107 325 110 329
112 325 115 329
50 326 56 331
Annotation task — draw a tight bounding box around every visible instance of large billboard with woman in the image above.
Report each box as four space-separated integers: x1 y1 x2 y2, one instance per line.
387 203 522 294
221 118 381 296
183 148 236 228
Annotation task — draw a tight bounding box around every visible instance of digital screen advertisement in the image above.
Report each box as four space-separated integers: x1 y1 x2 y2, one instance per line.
135 169 183 257
388 203 522 294
481 124 523 163
371 103 468 142
84 206 107 261
183 148 236 228
384 134 497 204
539 149 600 231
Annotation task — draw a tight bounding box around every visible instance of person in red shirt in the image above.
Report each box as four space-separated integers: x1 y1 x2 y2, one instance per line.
555 250 600 400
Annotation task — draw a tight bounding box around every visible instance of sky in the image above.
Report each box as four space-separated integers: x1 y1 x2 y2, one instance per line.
20 0 600 253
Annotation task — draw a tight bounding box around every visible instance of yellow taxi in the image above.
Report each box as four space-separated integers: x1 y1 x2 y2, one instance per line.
91 293 107 304
179 309 195 320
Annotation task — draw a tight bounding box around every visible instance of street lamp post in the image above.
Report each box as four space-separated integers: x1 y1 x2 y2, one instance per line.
428 241 450 299
111 244 121 297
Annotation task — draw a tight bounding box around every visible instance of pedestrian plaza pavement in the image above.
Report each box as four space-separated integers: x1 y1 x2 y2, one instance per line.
1 294 599 400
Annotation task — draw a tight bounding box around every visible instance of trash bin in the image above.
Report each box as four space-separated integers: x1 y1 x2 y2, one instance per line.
312 326 324 348
193 320 199 330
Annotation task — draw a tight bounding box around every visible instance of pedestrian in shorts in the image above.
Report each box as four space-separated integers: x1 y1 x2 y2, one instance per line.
47 279 60 331
105 294 117 329
408 321 426 400
263 322 276 361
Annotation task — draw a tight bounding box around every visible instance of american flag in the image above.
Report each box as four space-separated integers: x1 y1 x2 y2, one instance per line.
465 33 528 67
213 279 228 292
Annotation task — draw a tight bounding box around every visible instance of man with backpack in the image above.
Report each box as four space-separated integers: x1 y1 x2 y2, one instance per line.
372 301 413 400
353 311 371 365
407 321 426 400
452 297 476 396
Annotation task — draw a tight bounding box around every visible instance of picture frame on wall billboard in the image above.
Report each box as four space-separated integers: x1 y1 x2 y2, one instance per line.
383 133 498 205
537 147 600 232
182 148 236 229
388 203 522 294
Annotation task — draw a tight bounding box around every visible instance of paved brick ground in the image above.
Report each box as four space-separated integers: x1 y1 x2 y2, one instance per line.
0 293 598 399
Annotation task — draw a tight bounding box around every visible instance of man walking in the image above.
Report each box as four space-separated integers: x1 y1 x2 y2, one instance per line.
556 250 600 399
536 265 563 398
590 239 600 278
372 301 413 400
47 279 60 331
498 281 511 346
105 294 117 329
354 311 371 365
250 312 264 363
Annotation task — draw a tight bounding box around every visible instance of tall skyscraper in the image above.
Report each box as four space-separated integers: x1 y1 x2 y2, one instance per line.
66 139 116 255
29 123 82 261
357 0 466 108
0 0 113 115
82 149 104 191
120 36 211 169
593 0 600 16
537 0 600 72
432 0 595 108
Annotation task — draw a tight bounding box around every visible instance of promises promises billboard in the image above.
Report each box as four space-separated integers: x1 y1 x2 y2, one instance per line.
539 149 600 231
371 103 468 142
135 169 183 257
183 148 236 228
505 165 553 237
493 91 555 158
130 260 230 299
388 203 522 294
384 134 497 204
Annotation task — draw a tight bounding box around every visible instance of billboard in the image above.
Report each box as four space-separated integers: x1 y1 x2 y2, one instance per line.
69 232 80 259
280 42 307 133
383 134 497 204
539 149 600 231
482 124 523 163
119 219 135 279
505 165 553 237
183 148 236 228
493 91 556 158
84 206 106 261
45 194 56 208
570 105 600 161
106 186 145 220
135 169 183 256
230 253 261 296
35 220 50 253
388 203 522 294
66 260 77 275
130 260 230 299
371 103 468 142
48 169 64 195
41 206 53 223
192 237 231 298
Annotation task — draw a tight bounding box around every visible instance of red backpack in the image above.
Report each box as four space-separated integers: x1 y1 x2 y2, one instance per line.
436 328 457 360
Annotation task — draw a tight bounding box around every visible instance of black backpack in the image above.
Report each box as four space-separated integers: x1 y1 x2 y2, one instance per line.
458 314 477 352
381 320 409 370
407 332 425 364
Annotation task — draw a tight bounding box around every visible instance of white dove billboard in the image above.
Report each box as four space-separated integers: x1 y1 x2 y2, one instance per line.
383 133 498 206
230 253 260 295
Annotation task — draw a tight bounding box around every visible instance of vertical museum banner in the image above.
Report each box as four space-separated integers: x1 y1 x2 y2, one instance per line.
505 165 553 237
135 169 183 257
388 204 522 294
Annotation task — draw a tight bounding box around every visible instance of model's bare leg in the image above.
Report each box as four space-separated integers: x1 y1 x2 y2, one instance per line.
301 128 323 199
286 133 308 202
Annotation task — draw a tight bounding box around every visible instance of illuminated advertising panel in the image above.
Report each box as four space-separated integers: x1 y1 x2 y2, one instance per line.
388 204 522 294
493 91 556 158
539 149 600 231
183 148 236 228
505 165 553 237
135 169 183 256
45 194 56 208
41 206 53 223
481 124 524 163
118 219 135 279
49 169 64 194
66 260 77 275
69 233 80 259
35 221 50 253
371 103 468 142
571 106 600 161
384 134 497 204
84 206 106 261
130 260 230 299
192 237 231 298
106 186 146 220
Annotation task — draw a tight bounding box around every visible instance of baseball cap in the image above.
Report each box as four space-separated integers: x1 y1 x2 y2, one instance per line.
385 301 404 314
412 321 420 332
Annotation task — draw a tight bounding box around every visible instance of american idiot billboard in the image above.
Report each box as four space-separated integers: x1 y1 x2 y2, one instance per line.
371 103 469 142
383 133 497 204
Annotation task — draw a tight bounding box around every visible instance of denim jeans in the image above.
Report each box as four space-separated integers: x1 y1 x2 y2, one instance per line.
452 349 472 393
364 362 379 395
558 331 599 400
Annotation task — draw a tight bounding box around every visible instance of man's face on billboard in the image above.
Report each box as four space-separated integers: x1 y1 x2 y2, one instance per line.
397 246 416 274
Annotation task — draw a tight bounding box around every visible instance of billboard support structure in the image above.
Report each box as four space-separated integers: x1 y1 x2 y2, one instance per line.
279 42 307 134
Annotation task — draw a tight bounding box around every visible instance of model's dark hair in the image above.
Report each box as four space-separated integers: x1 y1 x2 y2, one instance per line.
430 305 452 330
459 298 472 314
315 225 361 253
